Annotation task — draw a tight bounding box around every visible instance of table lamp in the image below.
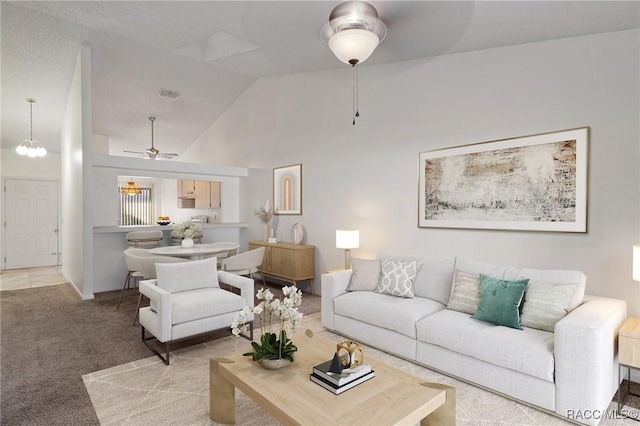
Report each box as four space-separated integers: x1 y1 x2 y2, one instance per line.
336 230 359 270
634 245 640 282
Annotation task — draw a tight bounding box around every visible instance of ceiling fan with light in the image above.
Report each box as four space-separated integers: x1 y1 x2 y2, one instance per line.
124 116 179 160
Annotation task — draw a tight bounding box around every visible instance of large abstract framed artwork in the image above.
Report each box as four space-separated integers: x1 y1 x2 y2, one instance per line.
274 164 302 215
418 127 589 232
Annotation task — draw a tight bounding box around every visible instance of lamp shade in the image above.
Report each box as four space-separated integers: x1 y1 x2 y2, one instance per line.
121 181 142 196
336 230 360 249
634 245 640 281
328 28 379 65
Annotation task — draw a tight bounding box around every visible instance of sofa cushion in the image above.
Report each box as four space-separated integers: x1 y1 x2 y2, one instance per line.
171 288 244 325
377 251 456 305
447 270 481 315
377 259 421 298
416 309 555 382
521 281 577 332
156 257 219 293
472 276 529 330
334 291 444 339
504 267 586 311
347 258 381 291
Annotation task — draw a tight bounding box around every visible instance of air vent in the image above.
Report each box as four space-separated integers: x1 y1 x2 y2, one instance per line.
159 89 180 98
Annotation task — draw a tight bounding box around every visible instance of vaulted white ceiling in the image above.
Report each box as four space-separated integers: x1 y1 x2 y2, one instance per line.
2 1 638 157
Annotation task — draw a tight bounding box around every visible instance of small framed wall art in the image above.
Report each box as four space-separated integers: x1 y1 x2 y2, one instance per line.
418 127 589 232
274 163 302 215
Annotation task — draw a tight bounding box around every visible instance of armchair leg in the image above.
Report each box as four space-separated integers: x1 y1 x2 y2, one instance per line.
141 326 171 365
239 321 254 341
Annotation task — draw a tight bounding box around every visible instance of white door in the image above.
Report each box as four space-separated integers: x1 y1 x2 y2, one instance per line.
4 179 59 269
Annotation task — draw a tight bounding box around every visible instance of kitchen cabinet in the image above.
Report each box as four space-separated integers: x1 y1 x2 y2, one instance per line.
178 180 221 209
178 180 195 198
248 241 315 293
195 181 221 209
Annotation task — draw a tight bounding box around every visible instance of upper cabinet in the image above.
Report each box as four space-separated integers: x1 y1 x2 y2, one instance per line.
179 180 196 199
195 181 221 209
178 179 221 209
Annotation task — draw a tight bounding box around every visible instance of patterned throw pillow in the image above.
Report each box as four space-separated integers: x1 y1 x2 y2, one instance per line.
520 281 577 332
376 259 422 298
472 275 529 329
347 258 382 291
447 269 481 314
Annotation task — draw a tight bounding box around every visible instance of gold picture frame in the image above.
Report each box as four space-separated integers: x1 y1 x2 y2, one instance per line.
273 164 302 215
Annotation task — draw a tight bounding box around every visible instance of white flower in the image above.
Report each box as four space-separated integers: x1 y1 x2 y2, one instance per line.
232 285 304 340
172 220 202 239
253 302 264 315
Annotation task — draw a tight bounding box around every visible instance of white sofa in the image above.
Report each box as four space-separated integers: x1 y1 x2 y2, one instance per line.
321 253 627 425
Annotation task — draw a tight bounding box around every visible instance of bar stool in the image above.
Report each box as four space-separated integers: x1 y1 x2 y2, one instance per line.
126 230 163 248
117 248 150 310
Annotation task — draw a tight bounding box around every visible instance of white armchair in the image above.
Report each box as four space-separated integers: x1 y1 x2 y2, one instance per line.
139 256 254 365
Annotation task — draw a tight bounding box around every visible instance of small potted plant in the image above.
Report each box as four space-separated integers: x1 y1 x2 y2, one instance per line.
232 286 303 369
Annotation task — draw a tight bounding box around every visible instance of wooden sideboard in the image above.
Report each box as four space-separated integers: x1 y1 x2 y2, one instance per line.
248 241 315 293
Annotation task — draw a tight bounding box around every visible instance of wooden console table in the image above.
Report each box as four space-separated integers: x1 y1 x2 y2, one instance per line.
248 241 315 293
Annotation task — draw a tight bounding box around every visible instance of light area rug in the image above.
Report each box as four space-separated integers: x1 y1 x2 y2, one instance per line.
84 313 637 425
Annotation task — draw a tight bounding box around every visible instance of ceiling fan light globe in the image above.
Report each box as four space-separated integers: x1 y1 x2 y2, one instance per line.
26 148 38 157
16 143 28 156
36 146 47 157
328 28 379 64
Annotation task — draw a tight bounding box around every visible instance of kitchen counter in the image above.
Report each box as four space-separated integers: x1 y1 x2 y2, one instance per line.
93 222 248 234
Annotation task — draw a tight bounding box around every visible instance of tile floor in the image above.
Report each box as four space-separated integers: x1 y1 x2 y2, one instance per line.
0 266 67 291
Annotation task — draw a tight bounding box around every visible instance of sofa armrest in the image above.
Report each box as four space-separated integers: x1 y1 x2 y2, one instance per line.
217 271 255 322
139 279 172 342
554 295 627 423
321 270 353 330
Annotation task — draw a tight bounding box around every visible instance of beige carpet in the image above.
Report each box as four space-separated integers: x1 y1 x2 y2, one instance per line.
84 314 637 425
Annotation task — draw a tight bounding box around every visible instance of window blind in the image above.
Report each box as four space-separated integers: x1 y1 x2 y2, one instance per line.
119 182 154 226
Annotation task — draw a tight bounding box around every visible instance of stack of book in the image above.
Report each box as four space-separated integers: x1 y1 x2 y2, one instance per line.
309 360 375 394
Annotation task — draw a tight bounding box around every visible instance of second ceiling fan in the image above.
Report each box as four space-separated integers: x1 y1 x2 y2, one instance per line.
124 116 179 160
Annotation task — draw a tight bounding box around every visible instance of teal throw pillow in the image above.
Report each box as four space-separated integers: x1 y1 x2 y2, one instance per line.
472 275 529 330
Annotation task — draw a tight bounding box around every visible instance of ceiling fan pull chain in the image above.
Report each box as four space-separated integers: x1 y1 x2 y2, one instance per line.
352 63 360 125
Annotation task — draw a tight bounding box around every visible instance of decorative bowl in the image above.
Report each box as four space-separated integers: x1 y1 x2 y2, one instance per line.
157 221 171 226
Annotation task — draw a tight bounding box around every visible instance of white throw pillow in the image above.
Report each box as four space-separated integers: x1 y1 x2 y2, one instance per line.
447 269 481 315
347 258 381 291
520 281 577 332
156 256 219 293
376 259 421 298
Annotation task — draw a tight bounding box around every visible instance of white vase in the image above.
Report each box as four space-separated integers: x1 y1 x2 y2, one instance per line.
258 358 292 370
181 238 194 248
262 223 269 242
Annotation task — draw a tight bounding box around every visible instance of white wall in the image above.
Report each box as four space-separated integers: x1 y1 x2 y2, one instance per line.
1 148 61 178
181 30 640 313
61 44 93 299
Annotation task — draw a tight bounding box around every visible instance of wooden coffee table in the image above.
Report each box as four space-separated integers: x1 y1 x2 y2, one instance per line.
210 330 455 425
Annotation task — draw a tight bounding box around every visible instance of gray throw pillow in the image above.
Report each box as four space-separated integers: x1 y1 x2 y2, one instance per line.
347 258 381 291
376 259 421 298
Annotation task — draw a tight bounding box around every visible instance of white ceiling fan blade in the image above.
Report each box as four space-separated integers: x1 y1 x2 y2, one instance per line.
123 150 146 154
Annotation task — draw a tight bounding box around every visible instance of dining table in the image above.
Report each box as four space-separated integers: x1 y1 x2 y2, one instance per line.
147 242 240 260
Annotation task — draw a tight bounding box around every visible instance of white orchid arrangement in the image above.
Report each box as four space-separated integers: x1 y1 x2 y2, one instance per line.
172 220 202 239
255 200 274 224
232 286 303 362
